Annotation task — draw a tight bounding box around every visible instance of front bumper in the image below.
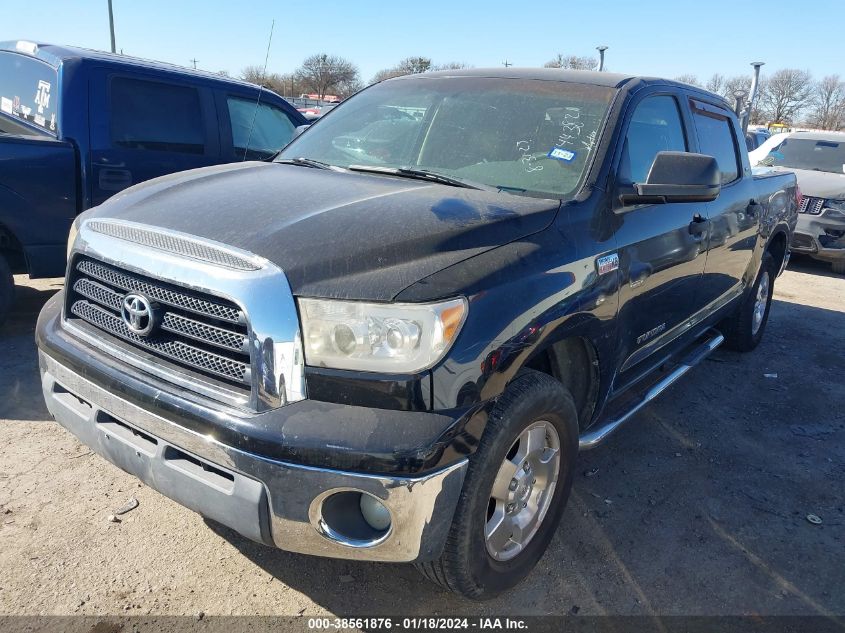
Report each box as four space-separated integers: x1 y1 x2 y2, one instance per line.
40 351 467 562
792 213 845 262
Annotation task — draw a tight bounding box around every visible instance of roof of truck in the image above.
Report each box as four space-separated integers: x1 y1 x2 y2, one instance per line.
404 67 661 88
0 40 259 89
394 67 733 110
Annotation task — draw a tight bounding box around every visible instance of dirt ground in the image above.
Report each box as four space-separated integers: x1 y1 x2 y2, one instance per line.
0 258 842 617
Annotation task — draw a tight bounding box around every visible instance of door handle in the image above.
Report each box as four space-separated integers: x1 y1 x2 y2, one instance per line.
688 213 708 237
98 168 133 192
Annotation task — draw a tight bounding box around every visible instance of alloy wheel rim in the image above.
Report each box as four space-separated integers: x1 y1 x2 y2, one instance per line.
485 420 561 562
752 271 770 336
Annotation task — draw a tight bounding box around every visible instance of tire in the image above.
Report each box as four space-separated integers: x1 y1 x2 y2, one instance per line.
720 252 776 352
0 253 13 329
416 370 579 600
832 260 845 275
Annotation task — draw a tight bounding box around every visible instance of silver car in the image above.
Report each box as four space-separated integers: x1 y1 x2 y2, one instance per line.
755 131 845 274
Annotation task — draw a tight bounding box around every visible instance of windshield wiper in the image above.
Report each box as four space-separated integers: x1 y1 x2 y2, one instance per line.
277 157 345 171
347 165 491 190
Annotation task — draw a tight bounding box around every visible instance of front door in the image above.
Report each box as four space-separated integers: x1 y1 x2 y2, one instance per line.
611 94 709 375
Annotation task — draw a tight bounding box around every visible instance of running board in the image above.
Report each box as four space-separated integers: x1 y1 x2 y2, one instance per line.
579 329 725 450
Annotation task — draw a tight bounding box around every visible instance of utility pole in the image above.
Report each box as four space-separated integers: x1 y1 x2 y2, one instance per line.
503 60 512 68
190 58 199 69
107 0 116 53
596 46 608 71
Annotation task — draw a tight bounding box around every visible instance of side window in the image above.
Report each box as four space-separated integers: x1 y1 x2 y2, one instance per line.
227 97 296 160
693 109 740 183
620 95 687 183
111 77 204 154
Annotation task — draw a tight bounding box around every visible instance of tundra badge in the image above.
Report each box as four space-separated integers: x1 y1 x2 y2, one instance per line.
596 253 619 275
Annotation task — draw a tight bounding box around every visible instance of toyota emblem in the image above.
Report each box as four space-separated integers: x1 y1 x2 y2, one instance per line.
121 293 157 336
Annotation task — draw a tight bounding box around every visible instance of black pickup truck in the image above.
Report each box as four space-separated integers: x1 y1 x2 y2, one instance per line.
0 40 306 325
36 68 797 599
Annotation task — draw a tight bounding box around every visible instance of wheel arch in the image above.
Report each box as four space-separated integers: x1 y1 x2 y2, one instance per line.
766 229 789 275
0 220 27 274
522 335 602 432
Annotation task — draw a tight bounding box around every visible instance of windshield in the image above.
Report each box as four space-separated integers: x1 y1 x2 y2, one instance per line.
277 76 615 197
764 137 845 174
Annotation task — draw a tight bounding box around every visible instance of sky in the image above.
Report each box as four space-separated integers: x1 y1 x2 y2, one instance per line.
4 0 843 85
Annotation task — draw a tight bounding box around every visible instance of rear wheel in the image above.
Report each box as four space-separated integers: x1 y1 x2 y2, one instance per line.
721 253 776 352
0 253 13 328
416 370 578 600
832 260 845 275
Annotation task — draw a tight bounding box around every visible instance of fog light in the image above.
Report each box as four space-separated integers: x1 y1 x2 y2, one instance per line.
359 493 391 531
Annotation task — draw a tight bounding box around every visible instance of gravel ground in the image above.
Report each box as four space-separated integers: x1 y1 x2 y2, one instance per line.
0 258 843 616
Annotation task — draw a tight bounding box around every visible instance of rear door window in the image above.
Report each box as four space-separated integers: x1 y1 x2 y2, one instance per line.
110 77 205 154
227 97 296 160
692 107 740 183
0 51 59 135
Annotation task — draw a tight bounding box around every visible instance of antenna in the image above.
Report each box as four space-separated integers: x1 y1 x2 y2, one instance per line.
242 19 275 161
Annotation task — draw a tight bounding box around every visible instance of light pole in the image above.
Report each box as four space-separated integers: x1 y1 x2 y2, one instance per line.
107 0 116 53
596 46 608 71
740 61 765 133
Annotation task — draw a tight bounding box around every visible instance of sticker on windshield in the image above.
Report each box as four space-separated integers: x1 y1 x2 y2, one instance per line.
0 97 12 115
548 146 576 162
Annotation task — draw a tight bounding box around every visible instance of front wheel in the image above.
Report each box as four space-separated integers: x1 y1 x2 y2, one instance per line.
416 370 578 600
720 252 776 352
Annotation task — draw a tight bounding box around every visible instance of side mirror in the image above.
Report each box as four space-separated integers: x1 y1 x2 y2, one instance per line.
292 124 310 140
619 151 721 207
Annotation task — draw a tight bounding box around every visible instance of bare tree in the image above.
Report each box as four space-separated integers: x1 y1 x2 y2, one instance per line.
370 59 469 85
370 67 405 83
396 56 432 74
758 69 813 124
705 73 725 95
674 74 701 87
431 61 469 71
240 65 271 87
808 75 845 130
544 54 597 71
371 56 432 83
295 54 360 100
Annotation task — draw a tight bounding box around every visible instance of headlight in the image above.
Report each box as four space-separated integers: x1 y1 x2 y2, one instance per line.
66 217 80 260
298 297 467 373
825 199 845 219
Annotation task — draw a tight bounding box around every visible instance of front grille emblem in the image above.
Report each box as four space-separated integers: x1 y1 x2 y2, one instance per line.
121 293 157 336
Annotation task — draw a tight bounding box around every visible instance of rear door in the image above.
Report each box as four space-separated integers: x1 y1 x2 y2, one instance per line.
611 92 710 374
690 100 760 308
89 71 220 206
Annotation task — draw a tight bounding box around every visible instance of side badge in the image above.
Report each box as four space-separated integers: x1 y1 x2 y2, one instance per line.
596 253 619 275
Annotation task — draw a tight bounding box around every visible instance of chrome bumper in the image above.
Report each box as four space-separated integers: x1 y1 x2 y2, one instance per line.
40 352 467 563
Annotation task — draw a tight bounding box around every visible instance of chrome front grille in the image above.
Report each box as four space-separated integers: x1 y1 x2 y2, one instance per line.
76 259 242 323
799 196 824 215
67 257 251 388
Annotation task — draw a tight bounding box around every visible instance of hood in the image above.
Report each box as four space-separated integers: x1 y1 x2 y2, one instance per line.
88 162 560 301
789 168 845 200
